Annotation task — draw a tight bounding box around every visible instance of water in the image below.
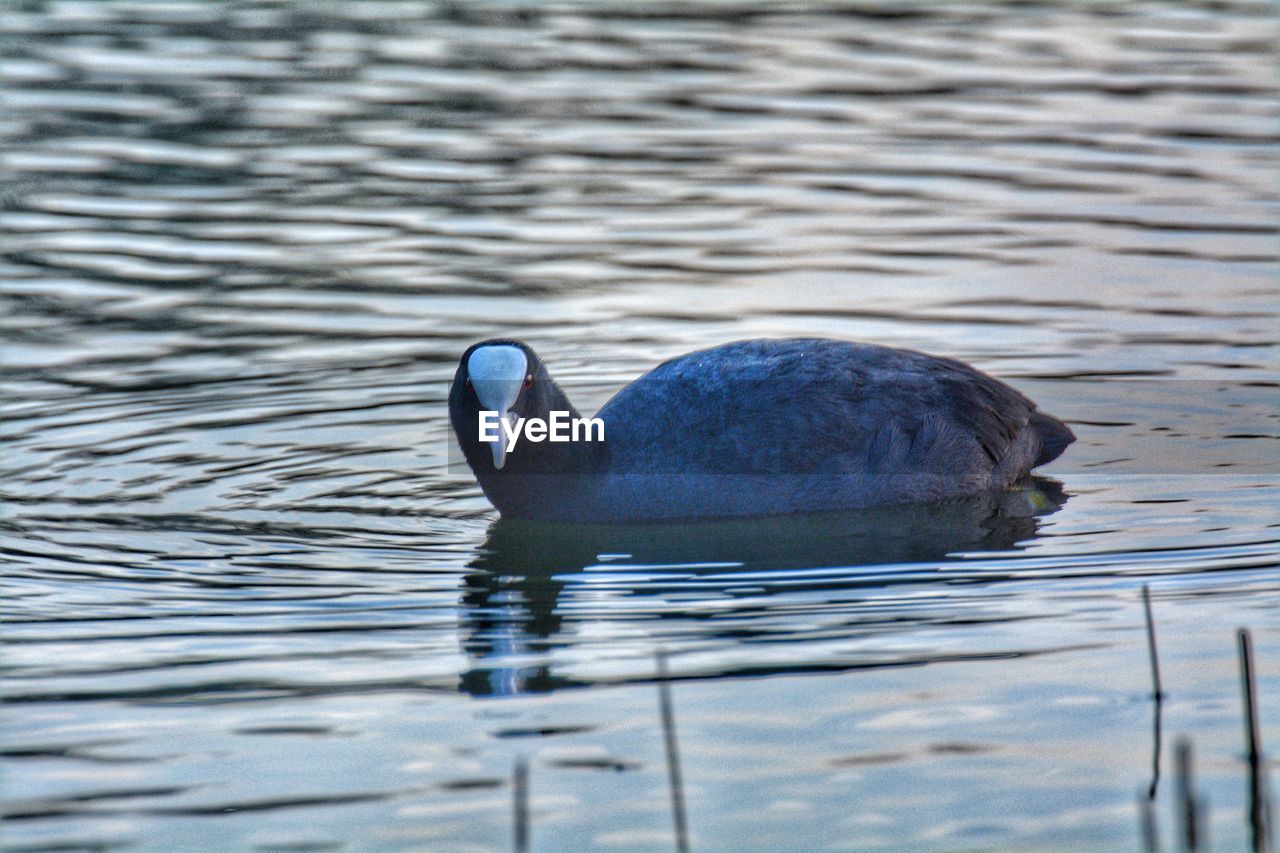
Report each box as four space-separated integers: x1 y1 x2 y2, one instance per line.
2 1 1278 849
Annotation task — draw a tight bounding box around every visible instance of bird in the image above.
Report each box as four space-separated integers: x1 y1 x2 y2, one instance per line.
448 337 1074 522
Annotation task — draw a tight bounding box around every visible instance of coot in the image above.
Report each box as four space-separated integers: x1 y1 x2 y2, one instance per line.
448 338 1073 522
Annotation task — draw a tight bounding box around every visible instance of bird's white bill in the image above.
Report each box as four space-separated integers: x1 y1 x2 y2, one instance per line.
486 410 519 468
468 345 527 469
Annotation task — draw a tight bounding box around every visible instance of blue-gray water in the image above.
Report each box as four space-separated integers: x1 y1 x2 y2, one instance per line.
2 1 1277 850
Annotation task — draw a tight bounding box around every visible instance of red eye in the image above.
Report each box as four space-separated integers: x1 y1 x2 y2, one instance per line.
522 375 534 390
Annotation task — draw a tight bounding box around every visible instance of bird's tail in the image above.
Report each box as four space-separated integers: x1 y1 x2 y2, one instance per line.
1030 411 1075 467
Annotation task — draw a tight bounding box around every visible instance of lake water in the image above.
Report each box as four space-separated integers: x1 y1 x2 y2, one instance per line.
2 1 1277 850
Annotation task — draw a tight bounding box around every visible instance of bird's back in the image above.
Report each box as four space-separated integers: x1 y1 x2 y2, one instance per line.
598 339 1065 502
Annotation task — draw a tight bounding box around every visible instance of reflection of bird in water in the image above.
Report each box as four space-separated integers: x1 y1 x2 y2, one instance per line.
457 479 1068 697
449 338 1074 522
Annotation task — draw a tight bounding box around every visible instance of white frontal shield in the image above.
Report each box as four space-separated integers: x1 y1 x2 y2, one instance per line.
467 345 527 469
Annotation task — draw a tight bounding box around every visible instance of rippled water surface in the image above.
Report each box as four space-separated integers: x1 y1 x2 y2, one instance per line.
3 1 1278 850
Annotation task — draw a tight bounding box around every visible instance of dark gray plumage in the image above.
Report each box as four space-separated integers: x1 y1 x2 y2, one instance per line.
448 338 1074 522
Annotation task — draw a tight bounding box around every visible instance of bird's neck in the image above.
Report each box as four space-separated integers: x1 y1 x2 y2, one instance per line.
474 384 610 520
527 383 609 474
